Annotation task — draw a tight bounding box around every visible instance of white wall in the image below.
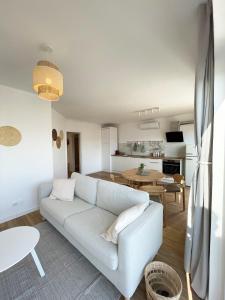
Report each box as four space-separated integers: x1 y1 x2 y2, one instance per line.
52 109 102 176
118 118 170 143
169 113 194 123
209 1 225 298
66 119 102 175
52 109 67 178
0 89 101 222
209 54 225 300
118 113 194 143
0 85 53 222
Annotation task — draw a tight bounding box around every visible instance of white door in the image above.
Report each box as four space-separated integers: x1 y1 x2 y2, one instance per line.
185 157 198 186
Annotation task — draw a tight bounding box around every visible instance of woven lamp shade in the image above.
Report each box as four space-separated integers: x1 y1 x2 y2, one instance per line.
33 60 63 101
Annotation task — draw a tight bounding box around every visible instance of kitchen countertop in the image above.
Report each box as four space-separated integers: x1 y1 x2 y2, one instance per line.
111 154 185 160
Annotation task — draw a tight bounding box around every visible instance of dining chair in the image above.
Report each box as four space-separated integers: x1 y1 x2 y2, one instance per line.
164 174 186 212
110 174 132 187
140 185 167 227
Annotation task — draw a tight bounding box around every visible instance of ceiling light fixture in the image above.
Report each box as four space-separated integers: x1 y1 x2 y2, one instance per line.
33 45 63 101
134 107 160 117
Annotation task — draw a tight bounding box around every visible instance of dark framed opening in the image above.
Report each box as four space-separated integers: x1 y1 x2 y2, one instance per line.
67 132 80 177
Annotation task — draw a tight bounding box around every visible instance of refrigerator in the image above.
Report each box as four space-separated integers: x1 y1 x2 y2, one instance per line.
185 144 198 186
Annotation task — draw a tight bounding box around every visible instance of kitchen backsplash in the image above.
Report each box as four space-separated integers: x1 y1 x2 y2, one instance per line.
118 141 164 156
118 141 186 157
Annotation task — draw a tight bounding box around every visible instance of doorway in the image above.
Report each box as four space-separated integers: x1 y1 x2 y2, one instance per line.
67 132 80 177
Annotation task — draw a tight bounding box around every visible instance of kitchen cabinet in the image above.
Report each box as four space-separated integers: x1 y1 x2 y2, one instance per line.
101 127 118 172
111 156 162 173
148 159 163 172
180 123 195 144
111 156 131 172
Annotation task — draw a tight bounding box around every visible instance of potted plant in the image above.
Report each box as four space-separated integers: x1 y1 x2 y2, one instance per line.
138 163 145 175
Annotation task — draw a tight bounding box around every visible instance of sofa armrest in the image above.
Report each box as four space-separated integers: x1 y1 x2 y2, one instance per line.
38 182 53 202
117 202 163 291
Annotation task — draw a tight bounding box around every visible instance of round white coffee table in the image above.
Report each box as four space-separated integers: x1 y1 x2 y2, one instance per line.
0 226 45 277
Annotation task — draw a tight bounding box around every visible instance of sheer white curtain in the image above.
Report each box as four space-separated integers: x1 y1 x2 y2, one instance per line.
208 20 225 300
208 1 225 299
209 88 225 300
184 3 214 298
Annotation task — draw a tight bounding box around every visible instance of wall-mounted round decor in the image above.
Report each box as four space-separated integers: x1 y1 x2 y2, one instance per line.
56 136 61 149
52 129 57 141
0 126 22 146
59 130 64 140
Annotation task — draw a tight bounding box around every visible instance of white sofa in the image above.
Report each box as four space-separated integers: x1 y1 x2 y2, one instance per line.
39 172 163 299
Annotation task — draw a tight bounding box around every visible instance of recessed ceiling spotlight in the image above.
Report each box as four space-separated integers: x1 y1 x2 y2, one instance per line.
151 107 160 113
39 43 53 53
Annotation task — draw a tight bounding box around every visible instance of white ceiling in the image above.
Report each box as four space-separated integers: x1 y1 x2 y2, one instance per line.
0 0 205 123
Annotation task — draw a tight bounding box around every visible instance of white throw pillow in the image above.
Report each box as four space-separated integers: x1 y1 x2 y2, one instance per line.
49 179 76 201
101 202 149 244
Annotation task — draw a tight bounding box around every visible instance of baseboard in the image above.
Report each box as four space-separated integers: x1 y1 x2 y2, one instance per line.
0 207 39 224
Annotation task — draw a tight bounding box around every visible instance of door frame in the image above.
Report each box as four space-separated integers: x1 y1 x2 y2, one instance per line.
66 132 81 176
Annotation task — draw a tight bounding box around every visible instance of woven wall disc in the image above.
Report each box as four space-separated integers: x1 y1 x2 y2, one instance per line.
59 130 64 140
56 136 61 149
52 129 57 141
0 126 22 146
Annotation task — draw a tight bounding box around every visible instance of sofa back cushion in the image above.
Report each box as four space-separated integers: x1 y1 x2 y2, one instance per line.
71 172 98 205
96 179 149 216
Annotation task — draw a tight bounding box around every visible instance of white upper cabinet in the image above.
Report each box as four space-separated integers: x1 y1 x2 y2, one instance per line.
180 123 195 145
101 127 118 172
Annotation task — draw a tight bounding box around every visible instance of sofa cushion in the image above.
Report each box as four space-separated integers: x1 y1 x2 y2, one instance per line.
96 179 149 215
71 172 98 205
50 178 76 201
64 207 118 270
40 197 93 226
101 202 149 244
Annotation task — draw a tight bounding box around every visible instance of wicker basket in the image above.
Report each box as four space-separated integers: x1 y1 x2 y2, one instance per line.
145 261 182 300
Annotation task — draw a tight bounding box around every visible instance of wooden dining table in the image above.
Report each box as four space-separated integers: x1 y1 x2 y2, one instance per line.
121 168 164 188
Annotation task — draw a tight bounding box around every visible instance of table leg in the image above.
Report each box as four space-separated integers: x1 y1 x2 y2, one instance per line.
31 249 45 277
183 187 186 211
